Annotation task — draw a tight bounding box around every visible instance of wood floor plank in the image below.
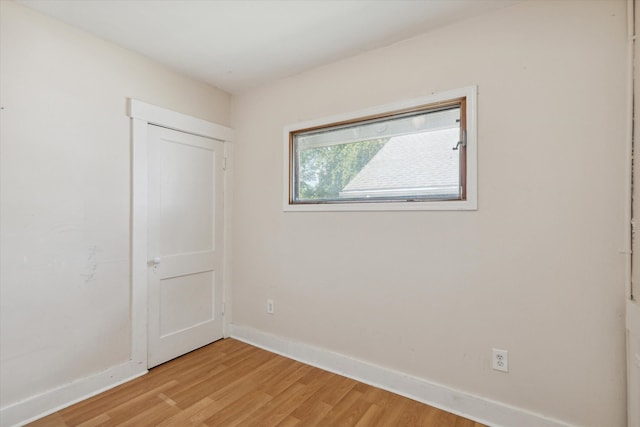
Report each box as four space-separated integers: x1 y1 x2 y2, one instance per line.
239 365 333 427
26 339 486 427
171 350 274 409
154 397 216 427
76 413 110 427
182 399 227 426
288 399 333 426
59 372 186 424
100 382 181 427
186 357 291 424
398 399 430 426
317 375 359 407
202 389 272 427
61 380 179 426
315 389 364 427
367 393 412 427
453 416 479 427
114 399 181 427
290 373 354 424
331 396 373 427
233 382 307 427
432 410 460 427
353 403 383 427
274 415 300 427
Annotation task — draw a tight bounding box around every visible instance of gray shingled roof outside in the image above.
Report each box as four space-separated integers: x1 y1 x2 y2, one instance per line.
339 128 460 199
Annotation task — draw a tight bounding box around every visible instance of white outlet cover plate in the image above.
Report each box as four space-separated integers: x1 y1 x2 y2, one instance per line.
492 348 509 372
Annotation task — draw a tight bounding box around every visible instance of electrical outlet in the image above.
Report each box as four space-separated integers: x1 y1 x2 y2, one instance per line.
492 348 508 372
267 299 274 314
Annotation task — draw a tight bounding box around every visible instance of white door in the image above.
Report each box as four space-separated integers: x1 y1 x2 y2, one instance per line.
147 125 224 368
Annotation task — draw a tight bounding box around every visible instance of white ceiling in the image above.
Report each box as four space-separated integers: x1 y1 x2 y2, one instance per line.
18 0 519 94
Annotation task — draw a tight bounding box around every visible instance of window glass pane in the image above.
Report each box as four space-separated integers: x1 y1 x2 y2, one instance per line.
292 106 462 203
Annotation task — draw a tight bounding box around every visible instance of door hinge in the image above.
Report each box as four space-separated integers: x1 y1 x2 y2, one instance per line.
222 302 226 315
223 157 227 171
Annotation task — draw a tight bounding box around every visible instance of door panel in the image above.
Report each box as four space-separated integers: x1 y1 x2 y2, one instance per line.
147 125 224 368
158 136 215 254
159 272 214 336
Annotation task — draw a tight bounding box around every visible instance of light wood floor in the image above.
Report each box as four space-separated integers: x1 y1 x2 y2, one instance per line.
28 339 486 427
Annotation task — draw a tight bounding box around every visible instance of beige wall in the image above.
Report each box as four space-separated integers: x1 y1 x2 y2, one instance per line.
230 1 628 426
0 0 630 425
0 0 229 410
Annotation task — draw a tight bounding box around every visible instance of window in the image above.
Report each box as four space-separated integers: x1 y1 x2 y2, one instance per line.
284 86 477 211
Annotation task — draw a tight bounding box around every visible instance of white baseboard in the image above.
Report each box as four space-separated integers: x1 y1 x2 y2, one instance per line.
229 324 571 427
0 361 147 427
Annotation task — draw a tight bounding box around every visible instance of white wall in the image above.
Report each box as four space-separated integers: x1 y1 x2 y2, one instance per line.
230 1 628 426
0 0 630 426
0 0 229 420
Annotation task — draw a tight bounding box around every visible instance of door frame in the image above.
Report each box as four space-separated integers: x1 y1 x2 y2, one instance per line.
128 99 234 368
629 1 640 426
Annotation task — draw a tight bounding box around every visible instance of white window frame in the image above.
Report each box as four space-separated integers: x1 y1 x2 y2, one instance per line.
283 86 477 212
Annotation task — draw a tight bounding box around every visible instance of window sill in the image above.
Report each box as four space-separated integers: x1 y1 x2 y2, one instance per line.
283 198 477 212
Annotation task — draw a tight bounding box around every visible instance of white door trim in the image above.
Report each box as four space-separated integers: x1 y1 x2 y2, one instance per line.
629 2 640 426
128 99 234 368
129 100 234 141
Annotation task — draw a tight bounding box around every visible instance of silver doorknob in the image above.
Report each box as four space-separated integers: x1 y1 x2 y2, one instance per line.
149 256 161 265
